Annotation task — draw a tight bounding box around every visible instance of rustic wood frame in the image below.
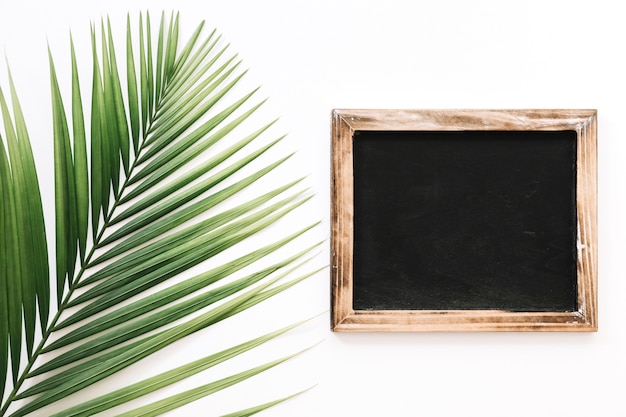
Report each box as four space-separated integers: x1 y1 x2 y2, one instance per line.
331 109 597 332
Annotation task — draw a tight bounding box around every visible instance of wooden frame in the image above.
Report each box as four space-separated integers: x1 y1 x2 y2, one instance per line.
331 109 597 332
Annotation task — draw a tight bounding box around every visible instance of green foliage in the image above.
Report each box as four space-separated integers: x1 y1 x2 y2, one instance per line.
0 11 321 416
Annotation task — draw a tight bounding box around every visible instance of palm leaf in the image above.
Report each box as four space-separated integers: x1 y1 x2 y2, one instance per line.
0 10 322 416
219 388 314 417
46 321 317 417
0 73 50 386
70 35 89 264
49 47 78 303
0 112 18 399
116 348 314 417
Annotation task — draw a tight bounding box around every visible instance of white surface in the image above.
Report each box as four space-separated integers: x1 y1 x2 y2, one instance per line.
1 1 625 416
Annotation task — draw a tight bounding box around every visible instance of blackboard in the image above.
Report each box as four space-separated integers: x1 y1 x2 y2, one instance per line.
353 129 577 312
331 109 597 332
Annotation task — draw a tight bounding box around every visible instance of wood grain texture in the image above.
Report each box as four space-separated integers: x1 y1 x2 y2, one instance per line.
330 109 597 332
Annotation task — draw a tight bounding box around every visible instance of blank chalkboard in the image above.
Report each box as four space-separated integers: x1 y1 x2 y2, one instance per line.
331 109 598 332
352 130 577 312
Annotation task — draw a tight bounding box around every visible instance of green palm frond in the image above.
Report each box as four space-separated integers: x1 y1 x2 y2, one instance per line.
0 10 322 416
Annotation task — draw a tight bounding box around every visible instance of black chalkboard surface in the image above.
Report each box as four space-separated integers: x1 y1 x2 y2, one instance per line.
331 109 598 332
352 130 577 312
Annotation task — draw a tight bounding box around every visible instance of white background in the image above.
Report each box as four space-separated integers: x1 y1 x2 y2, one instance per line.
1 1 625 416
